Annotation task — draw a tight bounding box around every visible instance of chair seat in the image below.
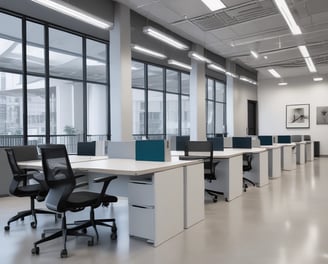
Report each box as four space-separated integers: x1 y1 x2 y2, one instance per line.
15 184 41 197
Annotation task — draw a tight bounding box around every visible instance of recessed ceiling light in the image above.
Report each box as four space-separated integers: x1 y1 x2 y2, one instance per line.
273 0 302 35
278 82 288 86
268 68 281 78
250 50 259 59
264 56 268 59
313 77 323 82
201 0 226 11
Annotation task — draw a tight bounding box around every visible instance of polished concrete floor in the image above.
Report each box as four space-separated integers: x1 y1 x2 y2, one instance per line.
1 158 328 264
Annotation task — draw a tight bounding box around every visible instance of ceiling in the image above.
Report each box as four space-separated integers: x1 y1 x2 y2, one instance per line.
114 0 328 81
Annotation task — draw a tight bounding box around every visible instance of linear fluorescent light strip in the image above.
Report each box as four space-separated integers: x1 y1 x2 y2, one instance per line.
143 26 189 50
274 0 301 35
240 76 257 85
313 77 323 82
188 51 212 63
278 82 288 86
201 0 226 11
132 45 167 59
250 50 259 59
208 63 226 73
226 72 239 78
168 60 192 70
298 45 317 73
31 0 112 29
268 68 281 78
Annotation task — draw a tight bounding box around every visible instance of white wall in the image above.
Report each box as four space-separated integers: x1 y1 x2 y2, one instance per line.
227 78 258 136
258 76 328 155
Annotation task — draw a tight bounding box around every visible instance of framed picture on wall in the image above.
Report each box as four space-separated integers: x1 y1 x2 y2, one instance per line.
286 104 310 128
316 106 328 124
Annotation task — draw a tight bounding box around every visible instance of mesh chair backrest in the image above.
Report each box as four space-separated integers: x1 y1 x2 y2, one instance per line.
40 145 75 211
5 148 24 175
243 153 253 171
185 141 216 180
77 141 96 156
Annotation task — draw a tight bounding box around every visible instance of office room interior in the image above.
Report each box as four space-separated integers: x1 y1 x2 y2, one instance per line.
1 0 328 263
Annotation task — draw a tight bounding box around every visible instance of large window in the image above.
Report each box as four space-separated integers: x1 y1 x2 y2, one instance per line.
132 60 190 139
206 78 226 136
0 10 109 152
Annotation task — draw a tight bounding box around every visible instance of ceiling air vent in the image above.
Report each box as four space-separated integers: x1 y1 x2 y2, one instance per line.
190 0 279 31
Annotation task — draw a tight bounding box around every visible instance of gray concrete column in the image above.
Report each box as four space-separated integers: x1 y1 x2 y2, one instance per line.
110 3 132 141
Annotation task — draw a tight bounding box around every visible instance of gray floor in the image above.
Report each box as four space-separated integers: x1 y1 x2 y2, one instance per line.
1 158 328 264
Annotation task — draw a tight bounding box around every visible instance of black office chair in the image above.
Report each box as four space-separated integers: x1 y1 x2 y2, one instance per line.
4 148 58 231
182 141 223 203
31 145 117 258
77 141 96 156
242 153 255 192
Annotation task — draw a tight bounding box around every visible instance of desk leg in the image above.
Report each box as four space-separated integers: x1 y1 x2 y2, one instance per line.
184 163 204 229
244 152 269 187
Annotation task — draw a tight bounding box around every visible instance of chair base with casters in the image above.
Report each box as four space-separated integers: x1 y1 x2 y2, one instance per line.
242 177 256 192
4 195 59 231
205 188 225 203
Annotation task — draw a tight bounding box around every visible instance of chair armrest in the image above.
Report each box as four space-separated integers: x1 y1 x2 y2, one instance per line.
75 181 89 189
93 175 117 183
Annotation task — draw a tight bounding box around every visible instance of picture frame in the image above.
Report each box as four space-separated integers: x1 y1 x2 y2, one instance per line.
286 104 310 129
316 106 328 124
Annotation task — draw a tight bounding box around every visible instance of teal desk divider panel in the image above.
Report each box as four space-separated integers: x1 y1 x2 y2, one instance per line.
136 140 168 162
278 135 291 143
258 136 273 146
232 137 252 148
207 137 224 151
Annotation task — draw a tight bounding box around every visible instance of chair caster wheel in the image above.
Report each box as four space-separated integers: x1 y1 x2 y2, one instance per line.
60 249 68 258
225 198 229 202
111 232 117 240
82 228 87 234
20 217 24 221
4 225 10 231
57 214 62 219
88 240 94 246
41 233 46 239
31 246 39 255
31 222 37 229
213 198 218 203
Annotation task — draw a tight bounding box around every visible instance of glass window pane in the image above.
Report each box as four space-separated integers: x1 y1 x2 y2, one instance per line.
27 76 45 144
49 28 83 80
87 39 107 83
207 101 214 135
132 61 145 88
166 93 179 135
166 69 179 93
215 102 225 134
148 65 163 91
148 90 163 134
132 88 145 135
49 78 83 153
87 83 107 136
0 13 22 71
215 81 225 102
0 72 23 145
27 21 45 74
181 95 190 135
207 79 214 100
181 73 190 95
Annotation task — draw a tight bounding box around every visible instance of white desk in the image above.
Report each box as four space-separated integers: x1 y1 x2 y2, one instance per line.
261 145 282 179
295 142 306 164
305 141 314 162
172 150 244 202
19 157 204 247
278 143 297 171
227 148 269 187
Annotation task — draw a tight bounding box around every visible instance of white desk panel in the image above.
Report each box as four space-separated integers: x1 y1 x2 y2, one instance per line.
295 142 306 164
